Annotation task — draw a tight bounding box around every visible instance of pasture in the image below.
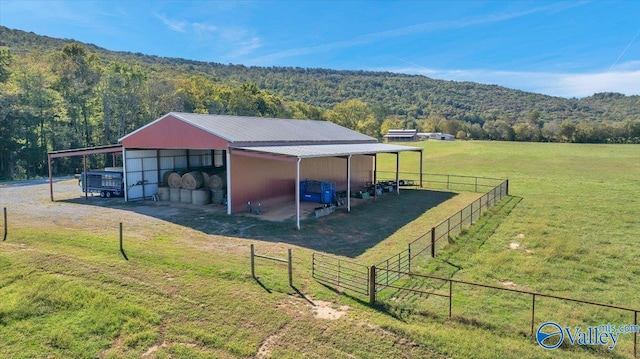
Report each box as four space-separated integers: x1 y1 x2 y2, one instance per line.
0 141 638 358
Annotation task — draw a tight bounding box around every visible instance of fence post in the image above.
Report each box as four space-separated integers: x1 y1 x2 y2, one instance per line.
634 310 637 358
448 280 453 319
3 207 6 241
531 294 536 336
506 179 509 196
408 245 411 273
447 175 450 190
431 227 436 258
475 177 478 192
287 248 293 287
119 222 128 260
470 202 474 224
250 244 255 279
369 266 376 305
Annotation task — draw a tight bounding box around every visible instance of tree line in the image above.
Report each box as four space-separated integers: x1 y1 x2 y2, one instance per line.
1 27 640 181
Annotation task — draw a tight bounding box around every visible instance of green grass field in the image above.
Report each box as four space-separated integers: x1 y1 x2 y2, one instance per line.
1 141 638 358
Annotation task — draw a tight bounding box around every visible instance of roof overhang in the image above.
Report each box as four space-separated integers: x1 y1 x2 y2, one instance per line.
48 144 123 159
229 143 422 161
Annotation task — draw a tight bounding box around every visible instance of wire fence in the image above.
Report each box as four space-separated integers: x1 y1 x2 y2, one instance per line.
373 248 411 293
312 172 640 357
410 179 509 259
372 268 639 358
376 171 505 193
313 173 509 296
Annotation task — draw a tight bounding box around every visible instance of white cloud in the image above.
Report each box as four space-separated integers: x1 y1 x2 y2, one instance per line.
249 2 583 65
153 12 186 32
228 36 262 58
389 64 640 98
193 22 218 34
556 70 640 98
151 13 261 58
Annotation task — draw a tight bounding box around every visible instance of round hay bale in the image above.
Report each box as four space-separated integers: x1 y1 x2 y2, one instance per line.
169 188 181 202
191 189 211 205
208 172 227 189
211 189 225 204
167 172 183 188
162 171 174 186
181 171 204 190
158 186 170 201
201 171 211 188
180 188 192 203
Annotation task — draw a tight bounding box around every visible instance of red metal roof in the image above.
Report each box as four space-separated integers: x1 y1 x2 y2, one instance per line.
119 114 229 149
119 112 376 148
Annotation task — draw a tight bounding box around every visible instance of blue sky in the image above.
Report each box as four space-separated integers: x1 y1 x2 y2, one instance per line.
1 0 639 98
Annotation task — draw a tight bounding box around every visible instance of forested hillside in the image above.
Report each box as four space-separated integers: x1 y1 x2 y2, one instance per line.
1 26 639 180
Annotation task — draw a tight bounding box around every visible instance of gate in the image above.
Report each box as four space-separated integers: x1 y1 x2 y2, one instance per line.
312 252 370 296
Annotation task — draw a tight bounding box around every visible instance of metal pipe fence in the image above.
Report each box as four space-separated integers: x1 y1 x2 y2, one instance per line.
372 267 639 357
373 249 411 293
376 171 505 193
408 177 509 259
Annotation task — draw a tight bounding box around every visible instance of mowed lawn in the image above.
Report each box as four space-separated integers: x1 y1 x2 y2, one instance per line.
1 140 639 358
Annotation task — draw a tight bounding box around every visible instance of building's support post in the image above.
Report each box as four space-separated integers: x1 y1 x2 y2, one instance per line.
296 157 301 230
48 154 54 201
395 152 400 195
123 148 128 201
156 150 161 186
373 153 377 200
83 154 88 200
347 155 352 213
226 149 232 214
419 150 424 188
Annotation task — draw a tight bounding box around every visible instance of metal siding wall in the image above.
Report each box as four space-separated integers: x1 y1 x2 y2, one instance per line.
188 149 213 168
142 157 158 197
158 149 184 186
230 154 296 213
229 154 374 213
214 150 224 167
125 150 159 200
300 155 371 190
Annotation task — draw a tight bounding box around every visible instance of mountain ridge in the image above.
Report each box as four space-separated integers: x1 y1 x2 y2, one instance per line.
2 25 638 125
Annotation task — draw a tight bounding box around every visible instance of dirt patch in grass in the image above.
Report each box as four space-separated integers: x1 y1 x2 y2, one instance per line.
500 280 516 287
313 300 349 320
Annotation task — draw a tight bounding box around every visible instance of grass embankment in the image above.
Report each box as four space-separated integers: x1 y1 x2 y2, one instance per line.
1 141 638 358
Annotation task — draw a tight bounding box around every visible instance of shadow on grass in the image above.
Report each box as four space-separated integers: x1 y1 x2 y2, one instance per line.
253 278 272 294
61 189 456 258
291 286 315 306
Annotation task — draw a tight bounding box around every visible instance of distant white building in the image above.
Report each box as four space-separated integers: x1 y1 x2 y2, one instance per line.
418 132 455 141
384 129 418 142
